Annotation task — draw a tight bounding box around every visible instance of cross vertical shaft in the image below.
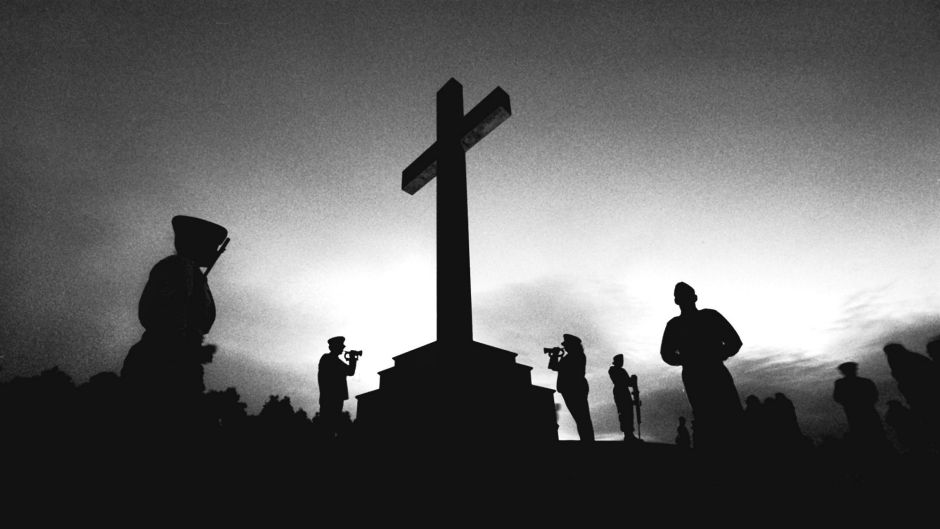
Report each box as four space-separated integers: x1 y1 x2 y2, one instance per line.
436 80 472 344
401 78 511 346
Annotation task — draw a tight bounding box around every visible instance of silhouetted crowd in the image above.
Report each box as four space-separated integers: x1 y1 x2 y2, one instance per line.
2 215 939 466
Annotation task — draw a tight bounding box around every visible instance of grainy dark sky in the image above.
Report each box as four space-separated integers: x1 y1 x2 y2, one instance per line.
2 0 938 441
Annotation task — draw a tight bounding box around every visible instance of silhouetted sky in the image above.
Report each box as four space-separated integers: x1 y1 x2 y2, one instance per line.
2 1 939 442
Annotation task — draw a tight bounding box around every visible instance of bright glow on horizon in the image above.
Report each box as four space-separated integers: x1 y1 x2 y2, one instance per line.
3 1 939 444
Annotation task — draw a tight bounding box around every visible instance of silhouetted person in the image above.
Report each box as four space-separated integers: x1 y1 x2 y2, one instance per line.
928 338 940 433
778 393 805 444
676 416 691 448
885 399 922 453
766 392 806 451
833 362 886 450
927 338 940 365
660 282 743 451
883 343 938 439
743 394 766 449
121 215 228 435
548 334 594 441
318 336 359 440
608 354 637 441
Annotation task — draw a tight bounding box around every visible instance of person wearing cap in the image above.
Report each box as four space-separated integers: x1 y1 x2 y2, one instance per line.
660 282 743 450
609 354 637 441
121 215 228 433
833 361 886 448
318 336 359 439
551 333 594 441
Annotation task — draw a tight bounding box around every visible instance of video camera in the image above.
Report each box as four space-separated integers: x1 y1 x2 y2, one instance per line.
543 346 565 371
344 349 363 362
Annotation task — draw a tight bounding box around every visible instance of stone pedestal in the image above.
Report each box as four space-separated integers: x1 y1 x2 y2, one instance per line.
355 341 558 443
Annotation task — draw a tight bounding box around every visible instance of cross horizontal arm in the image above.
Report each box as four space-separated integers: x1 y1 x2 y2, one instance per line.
402 87 511 195
458 86 511 153
401 146 439 195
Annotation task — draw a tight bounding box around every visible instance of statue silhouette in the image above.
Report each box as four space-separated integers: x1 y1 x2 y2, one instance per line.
660 282 743 451
548 334 594 441
120 215 228 435
317 336 359 440
833 362 887 450
608 354 637 441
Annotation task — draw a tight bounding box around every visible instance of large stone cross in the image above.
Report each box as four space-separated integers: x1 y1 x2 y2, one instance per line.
402 78 511 345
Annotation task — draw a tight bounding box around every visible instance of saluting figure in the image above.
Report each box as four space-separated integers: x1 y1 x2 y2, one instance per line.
660 282 743 451
833 361 886 448
121 215 229 432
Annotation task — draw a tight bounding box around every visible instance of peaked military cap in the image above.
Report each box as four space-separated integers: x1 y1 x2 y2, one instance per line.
837 361 858 374
172 215 228 248
883 343 906 355
328 336 346 347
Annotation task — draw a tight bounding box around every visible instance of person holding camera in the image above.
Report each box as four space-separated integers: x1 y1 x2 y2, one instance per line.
547 334 595 441
318 336 360 439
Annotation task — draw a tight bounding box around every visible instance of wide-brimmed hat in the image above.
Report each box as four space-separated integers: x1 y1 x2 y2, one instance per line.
837 361 858 374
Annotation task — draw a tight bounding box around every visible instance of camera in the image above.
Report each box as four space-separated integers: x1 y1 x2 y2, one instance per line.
543 346 565 371
344 349 363 362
